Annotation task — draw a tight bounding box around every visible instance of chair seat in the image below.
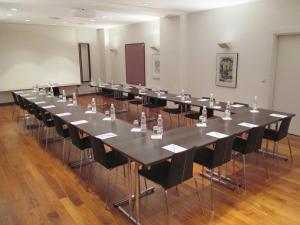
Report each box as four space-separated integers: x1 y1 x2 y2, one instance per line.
78 136 91 150
232 137 247 154
129 99 142 105
61 128 70 138
143 103 161 109
115 96 129 101
185 112 200 120
106 150 128 169
264 128 278 141
45 119 54 127
139 161 171 189
194 147 214 169
163 107 182 114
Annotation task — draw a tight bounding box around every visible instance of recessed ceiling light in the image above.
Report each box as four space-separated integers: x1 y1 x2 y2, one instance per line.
143 3 150 6
63 21 68 24
11 8 18 12
25 19 31 22
7 13 13 17
90 19 95 22
102 16 107 19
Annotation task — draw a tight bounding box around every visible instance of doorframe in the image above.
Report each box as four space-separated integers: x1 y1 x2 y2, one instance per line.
78 43 92 82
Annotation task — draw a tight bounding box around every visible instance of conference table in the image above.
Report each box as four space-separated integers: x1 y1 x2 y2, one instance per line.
14 86 295 225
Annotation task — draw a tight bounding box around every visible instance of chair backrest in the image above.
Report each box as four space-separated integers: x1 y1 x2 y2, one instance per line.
212 134 236 168
233 102 249 107
244 126 265 154
52 115 67 138
40 109 51 125
17 95 26 110
277 117 292 141
32 104 42 120
11 92 19 105
167 148 196 188
68 123 84 149
89 135 110 168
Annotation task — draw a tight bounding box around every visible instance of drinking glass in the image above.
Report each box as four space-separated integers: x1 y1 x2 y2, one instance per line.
153 126 158 134
133 119 139 127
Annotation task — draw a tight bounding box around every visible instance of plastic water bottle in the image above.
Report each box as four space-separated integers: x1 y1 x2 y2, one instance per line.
140 112 147 131
157 114 163 135
110 104 116 121
209 93 214 108
139 83 141 90
62 90 66 102
253 96 258 111
50 87 54 97
225 101 231 118
91 98 96 113
181 89 185 101
72 92 77 106
201 106 207 123
111 80 114 86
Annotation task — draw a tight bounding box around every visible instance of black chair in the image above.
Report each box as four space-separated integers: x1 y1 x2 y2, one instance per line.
233 102 249 107
184 106 214 124
11 92 21 120
23 98 36 133
40 109 55 149
194 134 236 210
232 126 266 189
31 103 44 142
87 136 128 209
139 148 202 223
263 117 293 161
67 124 91 174
52 115 70 164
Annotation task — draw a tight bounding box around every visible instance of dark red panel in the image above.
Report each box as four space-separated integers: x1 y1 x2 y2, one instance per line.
125 43 146 86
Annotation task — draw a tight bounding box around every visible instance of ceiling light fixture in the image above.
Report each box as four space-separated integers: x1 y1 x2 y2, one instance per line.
90 19 95 22
7 13 12 17
11 8 18 12
102 16 107 19
143 3 150 6
25 19 31 22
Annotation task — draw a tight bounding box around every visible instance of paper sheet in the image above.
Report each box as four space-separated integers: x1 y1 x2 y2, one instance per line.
56 112 72 117
71 120 88 125
151 134 163 140
35 101 46 104
222 117 232 121
269 113 287 118
102 117 112 121
20 94 30 97
213 106 222 109
42 105 56 109
27 97 37 100
96 132 117 140
198 99 209 102
162 144 187 153
85 110 96 114
238 122 258 128
131 128 142 132
206 131 229 139
231 104 245 108
15 91 24 94
196 123 207 127
250 110 259 113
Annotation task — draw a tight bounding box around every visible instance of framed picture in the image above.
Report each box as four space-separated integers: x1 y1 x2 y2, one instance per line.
216 53 238 88
152 53 160 79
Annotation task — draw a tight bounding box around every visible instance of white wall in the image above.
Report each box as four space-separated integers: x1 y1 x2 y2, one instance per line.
105 20 160 88
187 0 300 108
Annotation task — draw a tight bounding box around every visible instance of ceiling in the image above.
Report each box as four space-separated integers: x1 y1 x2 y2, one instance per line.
0 0 258 28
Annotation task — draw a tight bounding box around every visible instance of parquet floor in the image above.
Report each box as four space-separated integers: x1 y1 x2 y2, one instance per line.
0 94 299 225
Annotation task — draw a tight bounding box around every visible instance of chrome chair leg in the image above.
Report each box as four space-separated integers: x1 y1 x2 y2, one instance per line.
62 138 66 164
210 169 214 211
261 149 269 178
79 151 83 174
164 190 169 225
193 177 204 214
45 127 49 150
86 162 94 191
105 169 112 210
123 165 126 177
144 178 148 190
242 155 246 190
287 137 293 161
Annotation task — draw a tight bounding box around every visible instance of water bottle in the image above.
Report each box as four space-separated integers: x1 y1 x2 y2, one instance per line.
91 98 96 113
73 92 77 106
62 90 66 102
157 114 163 135
225 101 231 118
140 112 147 131
111 80 114 86
110 104 116 121
181 89 185 101
201 106 207 123
50 86 54 97
139 83 141 90
253 96 258 111
209 93 214 108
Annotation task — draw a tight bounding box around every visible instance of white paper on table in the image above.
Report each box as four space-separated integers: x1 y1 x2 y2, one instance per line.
46 95 53 98
85 110 96 114
71 120 88 125
206 131 229 139
196 123 207 127
231 104 244 108
198 99 209 102
67 103 74 106
32 90 38 93
213 106 222 109
184 100 192 103
57 112 72 117
269 113 287 118
96 132 117 140
20 94 30 97
162 144 187 153
250 110 259 113
238 122 258 128
102 117 112 121
176 95 182 98
131 128 142 132
27 97 37 100
35 101 46 104
222 117 232 121
42 105 56 109
15 91 24 94
99 85 106 88
151 134 163 140
160 96 167 99
57 99 65 102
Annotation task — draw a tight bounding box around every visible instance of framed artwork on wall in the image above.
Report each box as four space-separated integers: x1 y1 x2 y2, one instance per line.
152 53 160 79
215 53 238 88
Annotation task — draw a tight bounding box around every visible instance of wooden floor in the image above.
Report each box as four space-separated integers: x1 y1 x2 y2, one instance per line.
1 94 300 225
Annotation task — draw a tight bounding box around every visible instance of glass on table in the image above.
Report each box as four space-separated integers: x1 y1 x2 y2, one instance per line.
133 119 139 127
59 95 63 100
153 125 158 134
87 104 91 110
105 110 110 118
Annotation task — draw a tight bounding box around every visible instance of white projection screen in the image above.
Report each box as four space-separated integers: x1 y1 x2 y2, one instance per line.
0 23 81 91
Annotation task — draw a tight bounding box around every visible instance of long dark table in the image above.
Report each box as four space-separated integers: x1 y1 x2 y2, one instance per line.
15 88 295 225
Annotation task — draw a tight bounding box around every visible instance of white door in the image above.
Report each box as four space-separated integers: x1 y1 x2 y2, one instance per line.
273 34 300 135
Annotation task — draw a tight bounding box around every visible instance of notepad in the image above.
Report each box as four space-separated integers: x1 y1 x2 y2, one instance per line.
196 123 207 127
269 113 287 118
250 109 259 113
42 105 56 109
20 94 30 97
222 117 232 121
213 106 222 109
198 99 209 102
27 97 37 100
231 104 244 108
67 103 74 106
15 91 24 94
184 100 192 103
163 144 187 153
56 112 71 117
96 132 117 140
176 95 182 98
160 96 167 99
46 95 53 98
131 128 142 132
102 117 112 121
35 101 46 104
238 122 258 128
151 134 163 140
71 120 88 125
206 131 229 139
85 110 96 114
57 99 65 102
